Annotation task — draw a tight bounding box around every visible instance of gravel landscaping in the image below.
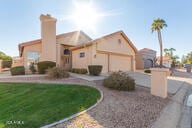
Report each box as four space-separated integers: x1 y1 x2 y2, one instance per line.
0 75 170 128
53 80 169 128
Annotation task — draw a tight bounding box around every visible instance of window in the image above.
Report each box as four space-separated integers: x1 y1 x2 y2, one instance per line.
27 52 40 68
79 52 85 58
64 49 70 55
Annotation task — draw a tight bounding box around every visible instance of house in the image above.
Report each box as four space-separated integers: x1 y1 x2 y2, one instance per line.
135 48 156 69
16 14 138 73
156 56 172 68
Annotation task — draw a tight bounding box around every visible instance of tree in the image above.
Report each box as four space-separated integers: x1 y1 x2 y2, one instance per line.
0 51 12 60
164 48 170 56
181 52 192 64
169 48 176 57
181 55 187 64
164 48 179 67
151 18 167 67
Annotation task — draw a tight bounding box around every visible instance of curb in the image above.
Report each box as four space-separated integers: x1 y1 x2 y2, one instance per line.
41 82 104 128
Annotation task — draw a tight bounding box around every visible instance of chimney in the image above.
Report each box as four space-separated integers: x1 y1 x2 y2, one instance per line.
40 14 57 62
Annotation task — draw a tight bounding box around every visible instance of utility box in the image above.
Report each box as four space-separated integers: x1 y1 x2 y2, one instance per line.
150 68 169 98
186 64 191 73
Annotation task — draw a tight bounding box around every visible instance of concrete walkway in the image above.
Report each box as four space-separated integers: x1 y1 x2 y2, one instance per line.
69 72 108 81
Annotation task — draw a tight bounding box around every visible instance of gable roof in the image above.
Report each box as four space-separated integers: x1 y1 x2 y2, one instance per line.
18 30 92 56
139 48 156 52
71 30 138 53
156 56 172 62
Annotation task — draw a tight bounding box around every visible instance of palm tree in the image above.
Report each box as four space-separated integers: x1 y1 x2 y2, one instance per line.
169 48 176 58
164 48 169 56
151 18 167 67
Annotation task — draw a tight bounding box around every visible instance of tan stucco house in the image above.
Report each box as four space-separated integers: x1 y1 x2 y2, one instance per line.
17 14 137 73
156 56 172 68
136 48 156 69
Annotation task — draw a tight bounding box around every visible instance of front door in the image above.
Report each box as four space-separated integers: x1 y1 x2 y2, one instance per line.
63 55 71 70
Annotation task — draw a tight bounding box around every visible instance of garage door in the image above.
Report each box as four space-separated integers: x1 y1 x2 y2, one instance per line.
110 55 132 72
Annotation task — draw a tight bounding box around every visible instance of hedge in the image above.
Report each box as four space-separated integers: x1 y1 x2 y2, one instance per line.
144 69 151 73
88 65 102 76
2 60 12 68
10 66 25 76
37 61 56 74
104 71 135 91
46 67 70 79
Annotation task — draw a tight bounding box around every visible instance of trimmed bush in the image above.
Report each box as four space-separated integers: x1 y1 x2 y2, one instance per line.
10 66 25 76
144 69 151 73
37 61 56 74
2 60 12 68
46 67 70 79
71 68 88 74
104 71 135 91
88 65 102 76
29 62 37 74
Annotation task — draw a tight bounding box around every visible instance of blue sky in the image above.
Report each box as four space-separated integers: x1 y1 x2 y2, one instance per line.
0 0 191 59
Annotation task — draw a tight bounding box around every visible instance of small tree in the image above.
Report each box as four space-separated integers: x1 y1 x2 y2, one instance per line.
29 62 36 74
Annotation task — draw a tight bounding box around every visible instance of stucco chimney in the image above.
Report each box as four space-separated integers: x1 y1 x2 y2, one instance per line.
40 14 57 62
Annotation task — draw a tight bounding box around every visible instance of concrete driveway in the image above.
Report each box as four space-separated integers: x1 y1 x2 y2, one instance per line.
69 71 186 95
126 71 184 94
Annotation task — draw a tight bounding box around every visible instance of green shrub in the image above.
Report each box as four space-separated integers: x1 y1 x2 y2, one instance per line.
29 62 37 74
144 69 151 73
2 60 12 68
71 68 88 74
10 66 25 76
104 71 135 91
46 67 70 79
37 61 56 74
88 65 102 76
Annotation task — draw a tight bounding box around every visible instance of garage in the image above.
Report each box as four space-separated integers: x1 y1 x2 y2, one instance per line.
109 54 132 72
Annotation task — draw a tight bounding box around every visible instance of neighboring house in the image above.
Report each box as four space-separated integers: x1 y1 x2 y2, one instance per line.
16 14 138 73
156 56 172 68
12 56 23 67
136 48 156 69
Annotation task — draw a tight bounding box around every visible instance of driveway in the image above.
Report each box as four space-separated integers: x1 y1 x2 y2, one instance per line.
172 68 192 78
126 71 183 94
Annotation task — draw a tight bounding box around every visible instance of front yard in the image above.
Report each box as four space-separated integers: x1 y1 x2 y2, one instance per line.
0 83 100 128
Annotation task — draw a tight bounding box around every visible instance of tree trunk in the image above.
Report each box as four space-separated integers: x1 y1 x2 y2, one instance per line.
157 30 163 67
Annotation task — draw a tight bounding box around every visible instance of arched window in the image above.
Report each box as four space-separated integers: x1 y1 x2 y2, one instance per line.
64 49 70 55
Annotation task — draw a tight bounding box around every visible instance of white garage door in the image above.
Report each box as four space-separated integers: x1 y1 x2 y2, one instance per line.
110 55 132 72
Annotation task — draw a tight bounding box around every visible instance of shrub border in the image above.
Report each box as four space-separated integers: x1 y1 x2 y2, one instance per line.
41 82 103 128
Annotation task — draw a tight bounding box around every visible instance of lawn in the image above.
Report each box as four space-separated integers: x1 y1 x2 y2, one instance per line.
0 83 101 128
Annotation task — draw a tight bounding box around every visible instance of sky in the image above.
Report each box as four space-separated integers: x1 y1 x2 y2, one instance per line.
0 0 191 60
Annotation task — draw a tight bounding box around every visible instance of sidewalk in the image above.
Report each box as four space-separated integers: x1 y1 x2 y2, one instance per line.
152 82 191 128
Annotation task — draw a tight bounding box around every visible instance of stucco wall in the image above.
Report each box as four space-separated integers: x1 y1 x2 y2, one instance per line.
97 33 135 55
135 53 144 69
72 47 92 70
22 43 41 69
